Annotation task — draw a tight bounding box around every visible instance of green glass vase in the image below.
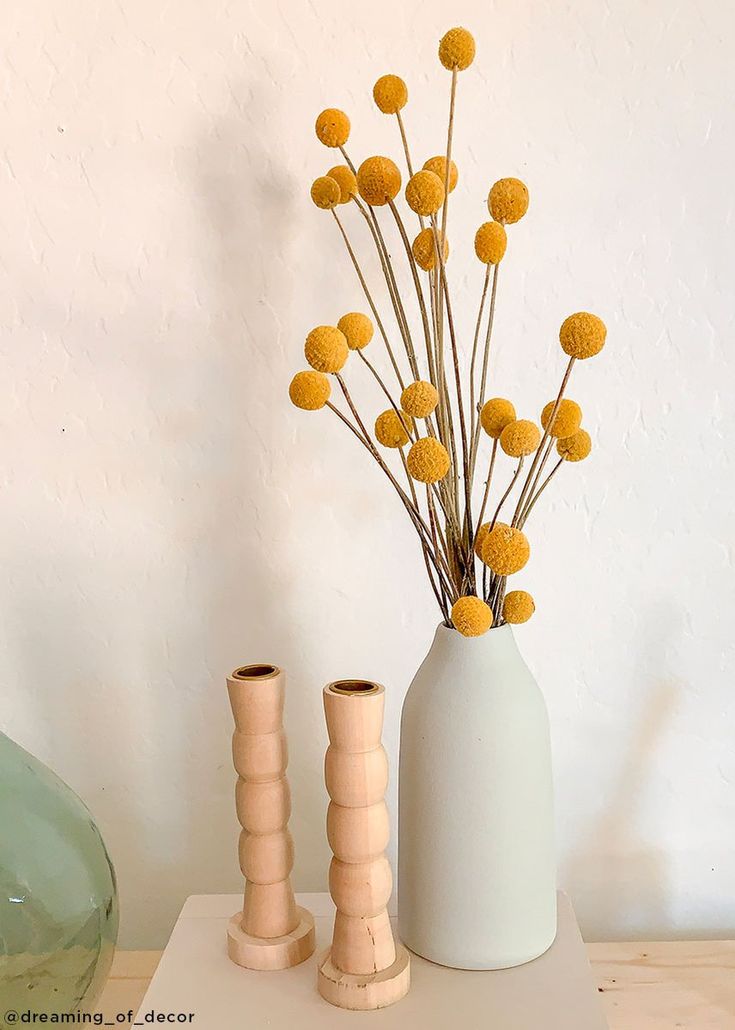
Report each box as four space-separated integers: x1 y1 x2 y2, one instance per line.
0 732 119 1013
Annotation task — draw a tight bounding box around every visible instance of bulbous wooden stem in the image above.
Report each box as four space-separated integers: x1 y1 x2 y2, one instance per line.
226 664 314 970
318 680 410 1009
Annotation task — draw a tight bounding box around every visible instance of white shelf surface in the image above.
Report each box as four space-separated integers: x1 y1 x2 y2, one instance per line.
137 892 608 1029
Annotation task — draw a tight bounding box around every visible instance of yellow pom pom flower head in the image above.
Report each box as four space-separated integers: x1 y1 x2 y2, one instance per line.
304 325 349 373
500 419 541 458
357 156 402 207
439 27 476 71
488 178 529 224
327 165 357 204
401 380 439 419
373 75 408 114
423 156 458 193
406 437 451 483
310 176 341 210
559 312 607 360
480 398 516 439
474 221 507 264
540 398 583 439
503 590 535 624
289 370 331 411
412 227 448 271
481 523 530 576
315 108 350 148
451 596 494 637
557 428 592 462
337 312 373 350
405 170 445 216
473 521 491 558
375 409 413 449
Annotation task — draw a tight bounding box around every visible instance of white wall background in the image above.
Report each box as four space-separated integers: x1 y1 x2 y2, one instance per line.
2 0 734 949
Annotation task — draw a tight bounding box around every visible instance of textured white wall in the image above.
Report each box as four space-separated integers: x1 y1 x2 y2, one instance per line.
2 0 734 949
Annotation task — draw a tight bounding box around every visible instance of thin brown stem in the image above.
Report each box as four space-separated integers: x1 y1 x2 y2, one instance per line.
331 209 405 389
518 437 554 522
519 458 564 528
387 200 434 379
474 438 499 534
469 265 491 441
357 350 416 442
512 356 575 525
440 66 458 244
395 111 414 177
490 457 525 529
470 263 500 476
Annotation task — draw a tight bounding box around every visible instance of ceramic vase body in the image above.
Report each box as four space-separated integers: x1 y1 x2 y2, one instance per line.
398 623 556 970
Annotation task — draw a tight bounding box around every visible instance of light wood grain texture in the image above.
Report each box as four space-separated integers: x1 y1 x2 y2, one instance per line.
99 940 735 1029
225 663 315 970
318 681 410 1010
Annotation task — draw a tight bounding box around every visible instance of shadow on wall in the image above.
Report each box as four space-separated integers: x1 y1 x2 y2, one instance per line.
561 608 682 941
171 78 330 901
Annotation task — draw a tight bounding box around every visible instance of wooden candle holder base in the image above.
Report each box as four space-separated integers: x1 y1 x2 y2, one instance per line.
227 906 315 971
317 943 410 1011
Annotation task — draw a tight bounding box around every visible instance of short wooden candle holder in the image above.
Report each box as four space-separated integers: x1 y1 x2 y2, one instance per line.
317 680 410 1010
226 663 315 971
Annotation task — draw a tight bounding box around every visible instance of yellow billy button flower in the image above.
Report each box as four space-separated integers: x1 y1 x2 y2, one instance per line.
559 312 607 359
438 27 476 71
357 156 402 207
304 325 349 373
375 409 413 448
423 156 458 193
488 178 529 224
480 397 516 439
337 312 373 351
481 523 530 576
473 521 491 558
310 176 341 210
451 596 494 637
474 221 507 264
373 75 408 114
406 437 451 483
540 398 583 438
327 165 357 204
405 170 445 216
500 419 541 457
289 370 331 411
412 227 448 271
557 428 592 462
503 590 535 624
315 109 350 148
401 380 439 419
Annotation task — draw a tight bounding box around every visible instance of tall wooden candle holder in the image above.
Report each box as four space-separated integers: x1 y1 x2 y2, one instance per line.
317 680 410 1010
226 663 315 970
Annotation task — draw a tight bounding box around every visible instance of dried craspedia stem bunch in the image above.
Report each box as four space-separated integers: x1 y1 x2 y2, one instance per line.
289 26 608 635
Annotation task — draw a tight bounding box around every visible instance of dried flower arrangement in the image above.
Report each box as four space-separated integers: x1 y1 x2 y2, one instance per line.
289 26 606 637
